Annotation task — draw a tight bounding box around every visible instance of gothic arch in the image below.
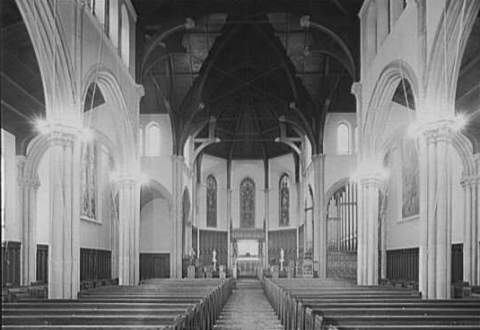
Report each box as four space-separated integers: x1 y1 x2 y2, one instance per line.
16 0 75 119
424 0 480 117
363 60 419 157
324 177 350 212
81 67 137 169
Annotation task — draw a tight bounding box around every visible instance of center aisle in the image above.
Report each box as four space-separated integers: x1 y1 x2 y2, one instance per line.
213 279 284 330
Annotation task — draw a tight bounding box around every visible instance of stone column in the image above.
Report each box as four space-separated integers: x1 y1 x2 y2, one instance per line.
418 123 454 299
357 175 381 286
264 188 270 267
18 156 40 285
116 175 140 285
462 176 479 286
312 154 326 278
227 187 232 269
48 131 81 299
171 155 184 278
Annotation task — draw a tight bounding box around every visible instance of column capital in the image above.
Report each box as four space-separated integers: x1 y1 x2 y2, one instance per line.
416 119 456 144
18 174 40 190
312 153 326 162
461 175 480 187
351 81 362 98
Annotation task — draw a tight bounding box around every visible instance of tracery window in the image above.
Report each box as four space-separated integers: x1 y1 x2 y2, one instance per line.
240 178 255 228
337 123 351 155
81 143 97 220
279 174 289 226
206 175 217 228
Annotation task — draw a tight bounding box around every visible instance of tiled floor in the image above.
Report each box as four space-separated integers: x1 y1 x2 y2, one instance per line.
213 279 284 330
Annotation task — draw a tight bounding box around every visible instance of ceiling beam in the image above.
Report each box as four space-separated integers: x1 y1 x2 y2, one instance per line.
1 72 44 108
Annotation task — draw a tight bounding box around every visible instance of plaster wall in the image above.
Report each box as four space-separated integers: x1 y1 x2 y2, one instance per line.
140 198 172 253
140 114 173 194
1 129 19 242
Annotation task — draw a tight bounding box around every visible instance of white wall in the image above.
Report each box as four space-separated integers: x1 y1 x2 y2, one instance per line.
36 150 50 245
1 129 18 242
323 113 358 193
140 198 171 253
140 114 173 194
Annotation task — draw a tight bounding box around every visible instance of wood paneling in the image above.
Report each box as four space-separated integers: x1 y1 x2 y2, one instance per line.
1 241 21 287
80 248 111 281
199 230 228 267
268 229 297 265
451 243 463 283
36 244 48 283
386 247 419 282
140 253 170 279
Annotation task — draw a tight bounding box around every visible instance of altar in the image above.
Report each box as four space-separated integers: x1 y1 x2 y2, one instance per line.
235 256 261 278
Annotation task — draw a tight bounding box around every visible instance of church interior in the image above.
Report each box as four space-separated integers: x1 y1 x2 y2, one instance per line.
1 0 480 329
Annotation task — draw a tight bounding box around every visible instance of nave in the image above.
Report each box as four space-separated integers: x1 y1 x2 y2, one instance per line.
1 0 480 328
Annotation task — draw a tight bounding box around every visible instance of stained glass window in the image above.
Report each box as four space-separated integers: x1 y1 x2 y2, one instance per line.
279 174 289 226
401 139 419 218
240 178 255 228
81 143 97 220
206 175 217 227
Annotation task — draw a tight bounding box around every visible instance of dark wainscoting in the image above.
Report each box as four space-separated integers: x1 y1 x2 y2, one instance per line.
140 253 170 279
80 248 111 281
199 229 228 267
268 229 297 264
36 245 48 283
327 250 357 280
1 241 21 287
451 243 463 283
386 247 419 282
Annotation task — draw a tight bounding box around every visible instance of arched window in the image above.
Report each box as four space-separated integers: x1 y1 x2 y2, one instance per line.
240 178 255 228
145 122 161 156
337 123 351 155
206 175 217 227
81 143 97 220
120 5 130 66
279 174 289 226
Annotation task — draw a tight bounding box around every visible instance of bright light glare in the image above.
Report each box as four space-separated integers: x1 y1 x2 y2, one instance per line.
350 159 389 183
79 128 94 142
34 118 52 135
451 114 467 131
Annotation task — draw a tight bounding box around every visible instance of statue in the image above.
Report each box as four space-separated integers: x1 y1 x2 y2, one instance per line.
280 248 285 271
212 249 217 270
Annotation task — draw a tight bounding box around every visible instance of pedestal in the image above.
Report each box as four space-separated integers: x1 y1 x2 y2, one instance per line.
302 259 313 278
187 265 196 279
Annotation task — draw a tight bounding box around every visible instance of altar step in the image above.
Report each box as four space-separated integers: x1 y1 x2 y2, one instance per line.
214 280 284 330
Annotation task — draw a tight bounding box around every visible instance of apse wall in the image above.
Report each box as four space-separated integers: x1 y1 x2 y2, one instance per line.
198 155 228 229
1 129 18 242
268 154 299 229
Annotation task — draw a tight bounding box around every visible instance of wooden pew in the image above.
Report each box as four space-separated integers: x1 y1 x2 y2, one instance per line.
263 278 480 330
2 278 234 330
